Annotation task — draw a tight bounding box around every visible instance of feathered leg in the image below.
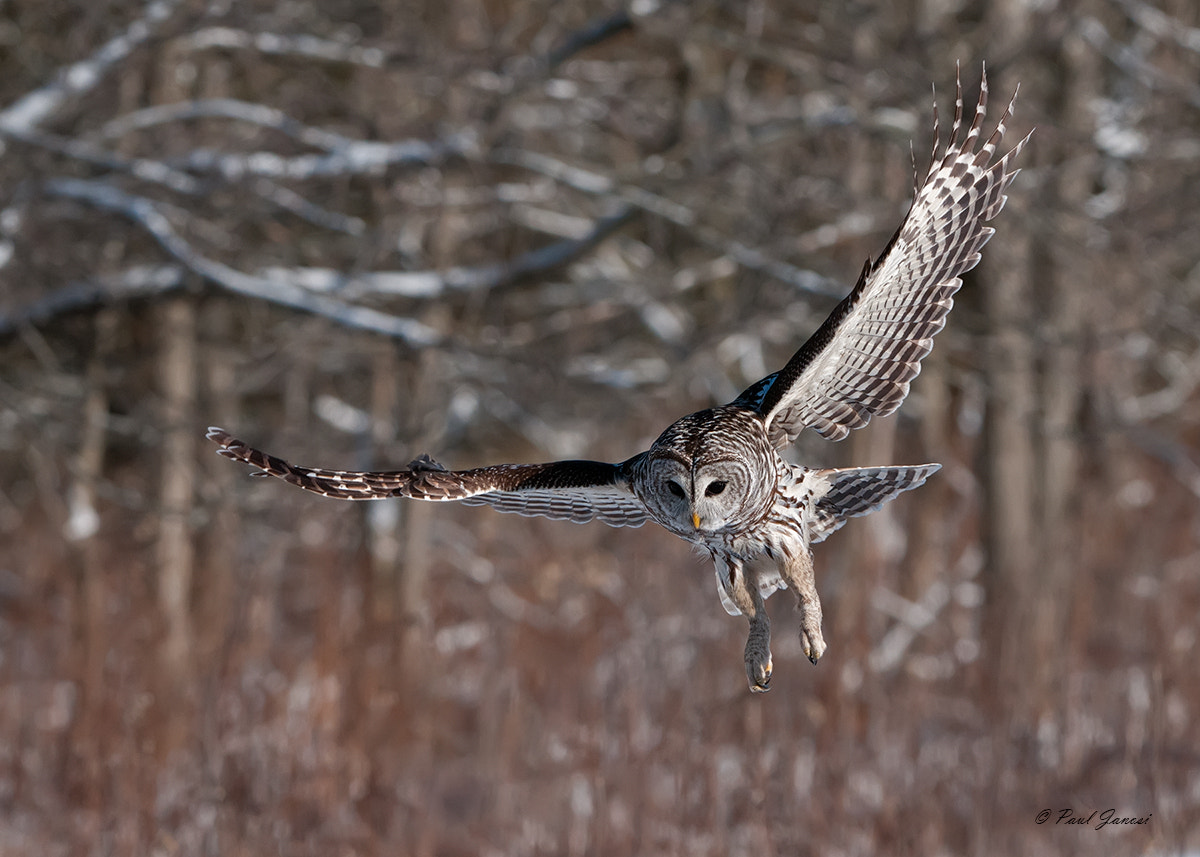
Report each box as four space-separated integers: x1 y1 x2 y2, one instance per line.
779 548 826 664
782 463 940 664
718 556 773 692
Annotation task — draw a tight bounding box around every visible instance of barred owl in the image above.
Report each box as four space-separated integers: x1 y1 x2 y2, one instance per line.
209 69 1029 691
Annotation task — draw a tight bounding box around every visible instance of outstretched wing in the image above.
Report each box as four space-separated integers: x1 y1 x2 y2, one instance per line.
806 463 941 544
206 427 649 528
735 66 1031 447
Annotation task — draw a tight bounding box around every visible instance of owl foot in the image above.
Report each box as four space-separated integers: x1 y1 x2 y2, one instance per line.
745 650 773 692
799 600 826 664
777 550 826 664
743 612 773 692
801 623 826 664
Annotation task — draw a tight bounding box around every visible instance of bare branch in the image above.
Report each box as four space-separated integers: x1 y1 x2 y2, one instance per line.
0 265 185 338
87 98 475 183
174 130 476 180
1108 0 1200 53
0 0 186 133
92 98 372 151
1127 429 1200 501
494 149 843 297
1080 17 1200 110
4 123 368 235
43 178 440 346
246 178 366 235
1119 346 1200 423
869 581 952 674
0 125 201 194
545 9 634 70
174 27 394 68
259 204 636 299
32 177 631 339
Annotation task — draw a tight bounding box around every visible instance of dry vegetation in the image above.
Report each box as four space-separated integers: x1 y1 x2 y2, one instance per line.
2 0 1199 854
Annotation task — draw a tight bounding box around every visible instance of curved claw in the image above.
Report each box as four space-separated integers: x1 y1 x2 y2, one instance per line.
797 584 826 665
745 653 773 692
801 625 826 665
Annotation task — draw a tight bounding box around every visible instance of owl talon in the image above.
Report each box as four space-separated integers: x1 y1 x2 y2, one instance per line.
745 653 773 692
801 625 826 664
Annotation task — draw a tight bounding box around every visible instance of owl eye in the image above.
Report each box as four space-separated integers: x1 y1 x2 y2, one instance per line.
705 480 727 497
666 480 686 499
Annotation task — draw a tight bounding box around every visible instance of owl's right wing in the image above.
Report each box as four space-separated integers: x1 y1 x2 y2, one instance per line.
207 428 649 528
733 67 1030 447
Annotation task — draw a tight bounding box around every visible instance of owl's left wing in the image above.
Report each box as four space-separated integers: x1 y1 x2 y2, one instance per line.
734 67 1031 447
207 428 649 528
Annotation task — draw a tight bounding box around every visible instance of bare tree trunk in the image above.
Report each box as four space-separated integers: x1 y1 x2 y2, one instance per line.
369 340 402 626
977 0 1038 638
196 299 238 856
66 308 117 811
1033 25 1102 777
192 41 238 685
198 307 237 657
978 210 1037 836
905 343 953 598
829 44 889 742
157 297 198 718
984 232 1039 676
974 9 1039 849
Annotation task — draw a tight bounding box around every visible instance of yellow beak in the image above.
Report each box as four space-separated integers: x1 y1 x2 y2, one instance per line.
692 512 701 529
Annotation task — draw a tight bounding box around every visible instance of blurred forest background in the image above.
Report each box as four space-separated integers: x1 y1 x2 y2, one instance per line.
1 0 1199 854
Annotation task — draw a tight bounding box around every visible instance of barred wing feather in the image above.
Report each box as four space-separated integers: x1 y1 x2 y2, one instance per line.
738 68 1031 447
206 428 648 528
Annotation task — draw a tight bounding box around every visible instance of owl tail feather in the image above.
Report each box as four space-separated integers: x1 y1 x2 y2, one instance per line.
809 463 941 544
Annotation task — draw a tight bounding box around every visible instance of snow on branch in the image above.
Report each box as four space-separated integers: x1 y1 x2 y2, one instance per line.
868 581 953 675
175 27 393 68
32 176 636 335
258 204 635 299
2 0 850 352
1110 0 1200 54
0 265 185 337
93 98 374 151
0 0 186 133
494 148 844 297
1081 17 1200 109
174 131 476 180
43 178 441 346
3 125 201 194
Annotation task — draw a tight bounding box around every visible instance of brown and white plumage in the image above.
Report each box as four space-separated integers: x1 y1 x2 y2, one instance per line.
737 67 1031 445
206 428 649 527
209 68 1029 692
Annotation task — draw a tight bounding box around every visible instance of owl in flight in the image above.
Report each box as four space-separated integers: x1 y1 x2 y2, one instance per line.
209 68 1029 691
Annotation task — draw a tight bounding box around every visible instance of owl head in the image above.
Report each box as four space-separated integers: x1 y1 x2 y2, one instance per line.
637 407 775 537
